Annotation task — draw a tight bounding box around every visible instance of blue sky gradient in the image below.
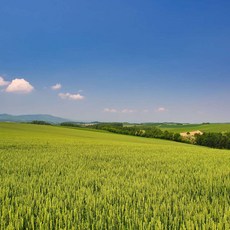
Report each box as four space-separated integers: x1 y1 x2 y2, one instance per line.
0 0 230 122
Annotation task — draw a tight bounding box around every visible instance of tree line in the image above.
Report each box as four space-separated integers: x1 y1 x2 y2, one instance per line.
92 123 182 142
91 123 230 150
195 132 230 149
30 121 230 150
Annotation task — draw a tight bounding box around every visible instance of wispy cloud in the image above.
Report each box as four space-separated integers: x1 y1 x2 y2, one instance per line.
104 108 118 113
121 109 135 113
59 92 84 100
104 108 135 113
51 83 62 90
5 78 34 94
157 107 167 112
0 76 10 86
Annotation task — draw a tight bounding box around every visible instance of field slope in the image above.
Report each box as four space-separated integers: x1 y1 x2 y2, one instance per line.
158 123 230 133
0 123 230 229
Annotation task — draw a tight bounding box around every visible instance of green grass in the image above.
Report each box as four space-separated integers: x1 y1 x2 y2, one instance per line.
158 123 230 133
0 123 230 229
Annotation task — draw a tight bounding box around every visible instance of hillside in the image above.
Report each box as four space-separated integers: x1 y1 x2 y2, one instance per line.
0 122 230 228
157 123 230 133
0 113 71 124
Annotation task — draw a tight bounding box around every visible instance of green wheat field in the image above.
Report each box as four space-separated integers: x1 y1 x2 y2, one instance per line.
158 123 230 133
0 123 230 229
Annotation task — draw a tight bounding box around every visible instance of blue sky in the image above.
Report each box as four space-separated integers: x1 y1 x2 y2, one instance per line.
0 0 230 122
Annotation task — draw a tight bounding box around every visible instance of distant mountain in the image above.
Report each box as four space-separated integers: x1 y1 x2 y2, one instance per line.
0 114 71 124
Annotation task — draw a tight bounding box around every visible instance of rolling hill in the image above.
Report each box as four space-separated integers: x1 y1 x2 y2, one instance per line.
157 123 230 133
0 113 71 124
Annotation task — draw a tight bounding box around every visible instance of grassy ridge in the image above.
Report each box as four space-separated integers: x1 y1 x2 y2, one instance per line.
158 123 230 133
0 123 230 229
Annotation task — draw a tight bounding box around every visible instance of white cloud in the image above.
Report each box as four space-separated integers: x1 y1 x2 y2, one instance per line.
157 107 167 112
143 109 149 113
5 78 34 94
104 108 136 113
51 83 62 90
59 92 84 100
104 108 118 113
121 109 135 113
0 77 10 86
